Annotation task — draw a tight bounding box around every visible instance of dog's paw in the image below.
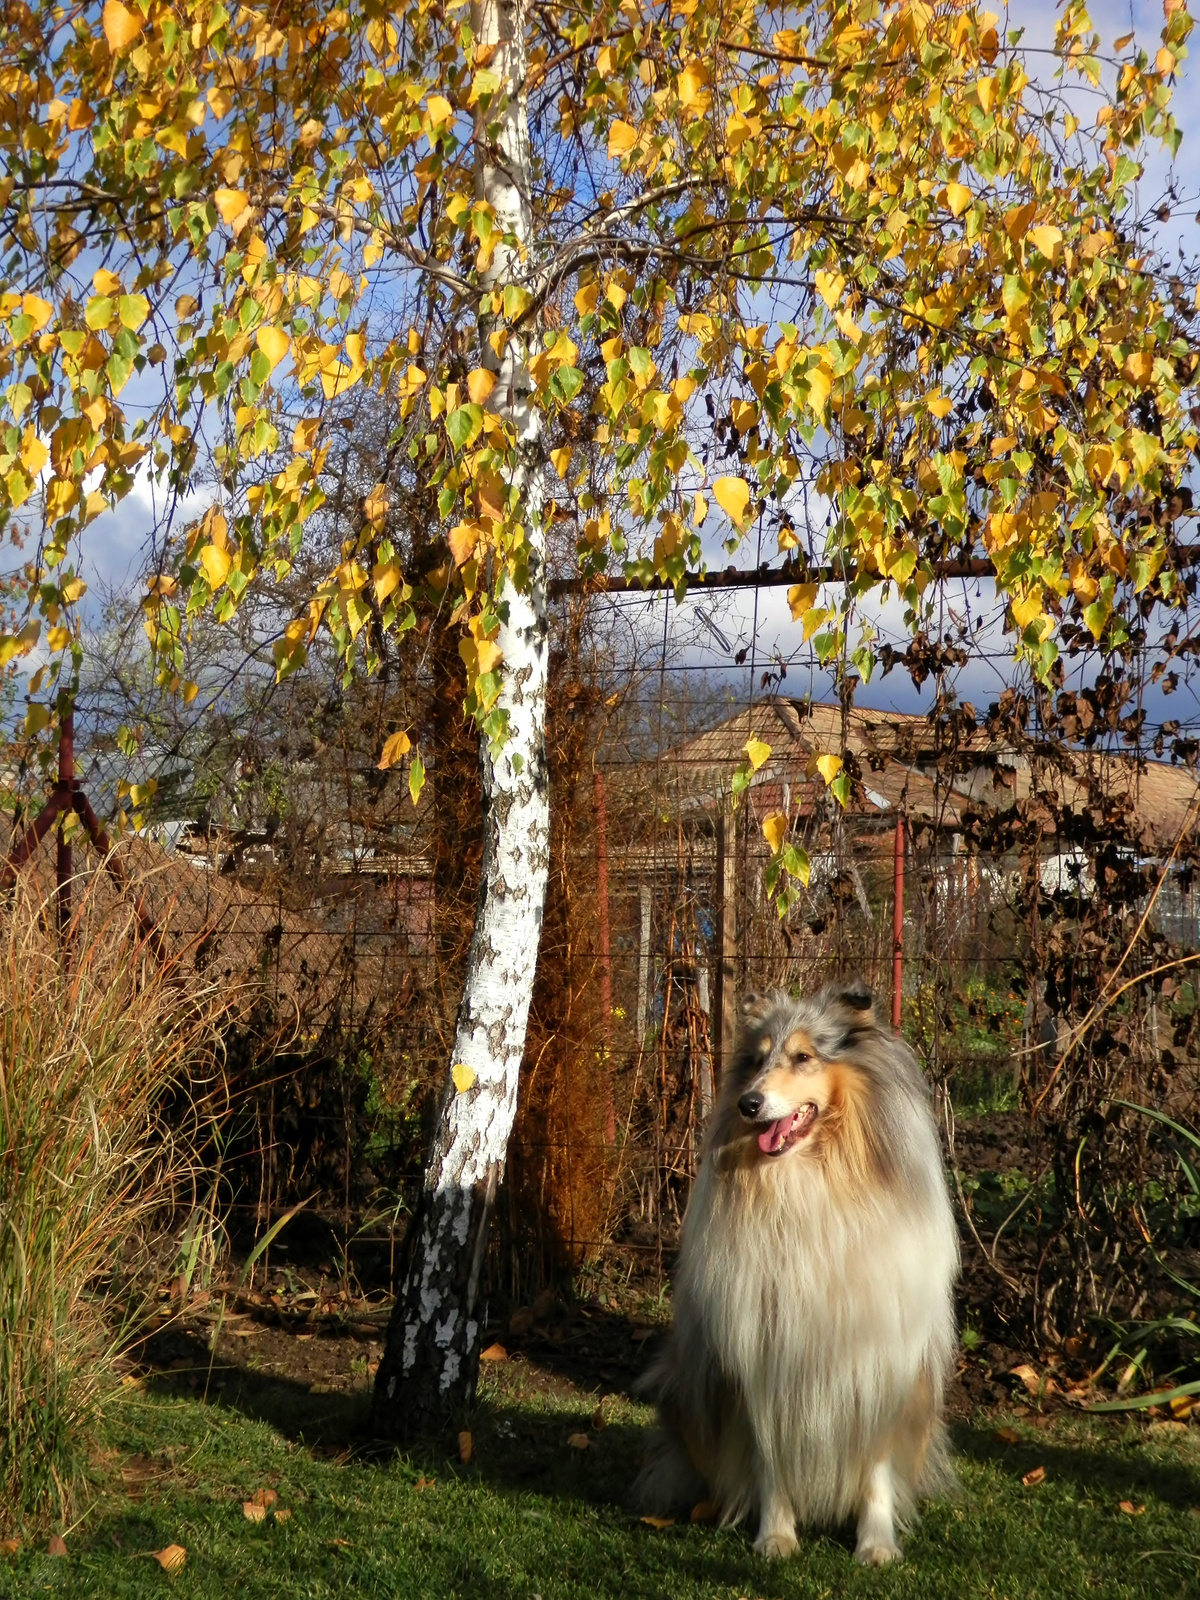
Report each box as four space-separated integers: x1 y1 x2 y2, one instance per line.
754 1530 798 1561
855 1540 902 1567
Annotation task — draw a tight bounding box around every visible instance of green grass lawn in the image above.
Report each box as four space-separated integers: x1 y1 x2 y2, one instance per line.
4 1362 1200 1600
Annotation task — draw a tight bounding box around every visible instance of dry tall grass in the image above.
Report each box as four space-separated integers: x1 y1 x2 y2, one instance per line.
0 882 219 1533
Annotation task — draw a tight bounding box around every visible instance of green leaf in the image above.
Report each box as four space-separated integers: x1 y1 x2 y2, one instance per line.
446 404 483 448
550 365 584 403
409 751 426 806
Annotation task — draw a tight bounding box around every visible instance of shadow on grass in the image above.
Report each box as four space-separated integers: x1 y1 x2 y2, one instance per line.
952 1418 1200 1510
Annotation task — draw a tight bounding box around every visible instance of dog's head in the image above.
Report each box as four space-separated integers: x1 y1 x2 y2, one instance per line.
726 981 887 1163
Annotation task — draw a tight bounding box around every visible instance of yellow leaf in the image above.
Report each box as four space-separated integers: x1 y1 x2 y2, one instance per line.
1004 201 1037 242
293 418 320 452
452 1062 476 1093
154 1546 187 1574
677 60 709 107
46 627 71 651
93 268 121 296
944 182 972 217
20 430 48 477
640 1515 675 1529
712 476 751 526
607 120 638 158
815 753 843 786
476 638 503 675
363 483 389 525
373 560 401 602
448 522 480 567
692 491 707 527
200 544 232 589
814 269 845 309
467 368 496 405
256 325 290 372
1123 351 1153 387
745 736 771 771
574 283 599 316
806 365 832 418
21 294 53 333
425 94 454 126
378 730 411 769
787 582 818 620
1011 590 1043 629
214 189 250 226
762 812 788 853
550 446 573 479
927 393 953 419
1028 225 1063 262
102 0 143 51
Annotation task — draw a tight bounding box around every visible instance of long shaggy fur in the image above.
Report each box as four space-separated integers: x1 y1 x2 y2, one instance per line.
637 981 959 1563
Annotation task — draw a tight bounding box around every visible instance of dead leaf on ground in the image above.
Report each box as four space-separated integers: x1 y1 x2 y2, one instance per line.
243 1501 268 1523
0 1539 20 1557
1170 1396 1194 1419
47 1534 67 1557
1118 1501 1146 1516
591 1402 608 1430
274 1509 292 1524
1148 1420 1188 1437
252 1488 279 1510
1022 1466 1046 1487
154 1544 187 1573
480 1342 507 1362
690 1499 719 1523
458 1430 474 1465
640 1515 675 1529
415 1477 436 1490
567 1432 590 1450
993 1427 1021 1445
1011 1363 1058 1396
329 1537 351 1547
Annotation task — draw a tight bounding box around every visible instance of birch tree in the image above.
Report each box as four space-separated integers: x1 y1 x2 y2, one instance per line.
1 0 1196 1431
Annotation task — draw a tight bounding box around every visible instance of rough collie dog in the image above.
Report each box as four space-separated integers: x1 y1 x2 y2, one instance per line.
637 981 958 1565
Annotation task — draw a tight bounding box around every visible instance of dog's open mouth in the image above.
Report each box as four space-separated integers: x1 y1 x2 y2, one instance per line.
757 1102 818 1156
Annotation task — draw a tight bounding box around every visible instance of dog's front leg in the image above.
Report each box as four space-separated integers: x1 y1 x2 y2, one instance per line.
752 1470 797 1560
855 1458 902 1565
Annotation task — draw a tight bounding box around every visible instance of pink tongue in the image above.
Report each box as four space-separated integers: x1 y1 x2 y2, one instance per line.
758 1113 797 1154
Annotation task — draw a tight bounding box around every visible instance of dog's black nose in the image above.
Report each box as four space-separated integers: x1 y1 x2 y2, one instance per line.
738 1091 764 1120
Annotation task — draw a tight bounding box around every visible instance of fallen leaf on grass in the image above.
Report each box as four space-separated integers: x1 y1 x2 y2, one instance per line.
480 1342 507 1362
1011 1363 1058 1397
0 1539 19 1557
591 1402 608 1430
252 1488 279 1509
47 1534 67 1557
243 1501 268 1523
1022 1467 1046 1487
458 1430 474 1465
993 1427 1021 1445
640 1515 674 1529
1148 1420 1188 1437
1118 1501 1145 1516
415 1477 436 1490
1170 1396 1194 1419
567 1432 590 1450
329 1537 351 1548
274 1509 292 1524
154 1544 187 1573
690 1500 718 1523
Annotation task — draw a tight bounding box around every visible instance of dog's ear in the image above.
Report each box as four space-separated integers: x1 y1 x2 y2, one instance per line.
738 991 769 1020
836 979 874 1013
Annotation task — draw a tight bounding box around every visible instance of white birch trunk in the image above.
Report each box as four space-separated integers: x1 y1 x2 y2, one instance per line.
374 0 548 1434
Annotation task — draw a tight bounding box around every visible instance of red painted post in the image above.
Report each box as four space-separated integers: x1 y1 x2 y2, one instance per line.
891 815 905 1032
592 766 616 1144
56 704 75 941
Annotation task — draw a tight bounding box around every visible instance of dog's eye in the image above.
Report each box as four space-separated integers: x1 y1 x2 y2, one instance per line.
791 1052 810 1066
